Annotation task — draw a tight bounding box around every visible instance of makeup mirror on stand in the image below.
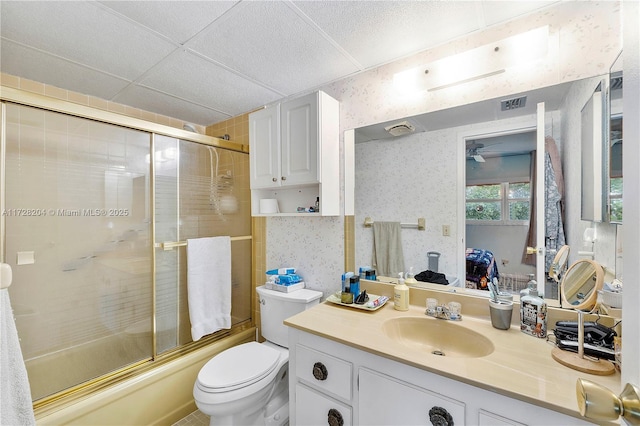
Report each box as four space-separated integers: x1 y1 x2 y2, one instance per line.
548 245 570 287
552 259 614 375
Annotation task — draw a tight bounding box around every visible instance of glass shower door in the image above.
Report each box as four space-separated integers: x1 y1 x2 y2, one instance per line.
3 104 152 400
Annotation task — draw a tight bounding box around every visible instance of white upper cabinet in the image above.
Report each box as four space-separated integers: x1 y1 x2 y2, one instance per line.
249 91 339 216
280 93 319 187
249 105 280 189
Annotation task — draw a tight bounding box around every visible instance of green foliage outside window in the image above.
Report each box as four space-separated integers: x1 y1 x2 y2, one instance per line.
466 182 530 222
610 177 623 222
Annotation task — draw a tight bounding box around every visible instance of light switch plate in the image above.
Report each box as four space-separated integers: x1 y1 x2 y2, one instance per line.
442 225 451 236
16 251 35 265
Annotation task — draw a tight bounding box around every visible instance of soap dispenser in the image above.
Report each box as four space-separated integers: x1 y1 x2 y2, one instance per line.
405 267 418 286
520 280 547 338
394 272 409 311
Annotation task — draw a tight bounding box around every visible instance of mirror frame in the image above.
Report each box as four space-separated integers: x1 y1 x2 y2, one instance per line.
560 259 604 311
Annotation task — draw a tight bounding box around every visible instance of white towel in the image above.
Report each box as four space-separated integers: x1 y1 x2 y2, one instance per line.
187 237 232 341
0 289 36 425
372 222 405 277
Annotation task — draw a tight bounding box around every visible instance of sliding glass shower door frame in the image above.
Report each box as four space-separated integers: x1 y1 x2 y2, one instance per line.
0 86 252 405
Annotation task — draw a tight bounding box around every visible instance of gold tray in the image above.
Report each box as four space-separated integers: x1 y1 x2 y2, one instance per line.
326 292 388 311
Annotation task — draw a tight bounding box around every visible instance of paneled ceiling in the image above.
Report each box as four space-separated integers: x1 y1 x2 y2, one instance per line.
0 1 559 126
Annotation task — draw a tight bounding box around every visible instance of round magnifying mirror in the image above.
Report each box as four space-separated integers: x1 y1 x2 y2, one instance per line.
560 259 604 311
549 245 570 283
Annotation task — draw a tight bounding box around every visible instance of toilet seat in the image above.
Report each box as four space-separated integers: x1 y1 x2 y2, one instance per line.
197 342 282 393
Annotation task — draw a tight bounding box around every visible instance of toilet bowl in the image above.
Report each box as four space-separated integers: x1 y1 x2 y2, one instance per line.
193 286 322 426
194 341 289 425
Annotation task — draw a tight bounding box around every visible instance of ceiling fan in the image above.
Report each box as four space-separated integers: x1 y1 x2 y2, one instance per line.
467 142 486 163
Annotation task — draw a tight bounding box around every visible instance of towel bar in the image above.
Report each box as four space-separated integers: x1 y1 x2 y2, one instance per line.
363 216 425 231
156 235 252 251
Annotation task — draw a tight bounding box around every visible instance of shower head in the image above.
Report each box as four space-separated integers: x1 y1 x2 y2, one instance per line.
183 123 199 133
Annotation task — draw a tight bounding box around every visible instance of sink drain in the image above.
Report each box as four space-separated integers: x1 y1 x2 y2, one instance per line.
431 350 445 356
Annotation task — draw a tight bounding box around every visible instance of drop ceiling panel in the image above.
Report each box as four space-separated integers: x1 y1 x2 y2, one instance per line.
293 1 482 69
0 1 176 80
479 1 559 26
137 50 281 116
0 40 131 99
113 85 230 125
97 1 237 44
187 1 360 95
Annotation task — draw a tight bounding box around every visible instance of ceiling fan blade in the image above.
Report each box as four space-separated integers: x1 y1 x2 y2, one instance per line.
473 154 485 163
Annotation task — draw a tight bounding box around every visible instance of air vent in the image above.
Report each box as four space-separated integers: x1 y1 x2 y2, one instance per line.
501 96 527 111
384 120 416 137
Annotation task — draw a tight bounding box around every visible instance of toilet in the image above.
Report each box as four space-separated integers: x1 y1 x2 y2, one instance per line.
193 285 322 426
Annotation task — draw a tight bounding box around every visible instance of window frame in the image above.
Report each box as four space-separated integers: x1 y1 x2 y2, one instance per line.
466 181 530 225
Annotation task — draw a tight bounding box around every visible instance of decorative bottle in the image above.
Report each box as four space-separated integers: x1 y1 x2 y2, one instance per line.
520 281 547 338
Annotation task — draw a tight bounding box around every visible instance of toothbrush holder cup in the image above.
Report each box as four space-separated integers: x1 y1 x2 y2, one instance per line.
489 300 513 330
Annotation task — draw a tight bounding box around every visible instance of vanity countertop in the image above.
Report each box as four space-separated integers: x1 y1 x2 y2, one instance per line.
284 297 621 421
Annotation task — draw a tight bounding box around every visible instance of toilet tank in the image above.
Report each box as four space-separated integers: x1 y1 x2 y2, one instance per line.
257 286 322 348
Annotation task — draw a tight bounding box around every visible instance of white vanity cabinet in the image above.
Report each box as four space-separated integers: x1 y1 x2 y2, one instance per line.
249 90 339 216
288 329 592 426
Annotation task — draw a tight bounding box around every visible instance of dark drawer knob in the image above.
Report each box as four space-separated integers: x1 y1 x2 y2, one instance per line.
327 408 344 426
313 362 328 381
429 406 454 426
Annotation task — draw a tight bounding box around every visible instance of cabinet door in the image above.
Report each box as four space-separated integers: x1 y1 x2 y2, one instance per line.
295 383 352 426
280 92 319 186
358 368 464 425
249 105 280 188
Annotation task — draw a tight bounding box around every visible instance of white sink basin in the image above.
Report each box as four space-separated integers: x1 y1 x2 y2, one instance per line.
382 317 494 358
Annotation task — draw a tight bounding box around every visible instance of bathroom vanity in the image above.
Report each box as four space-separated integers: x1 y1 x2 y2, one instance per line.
285 298 620 425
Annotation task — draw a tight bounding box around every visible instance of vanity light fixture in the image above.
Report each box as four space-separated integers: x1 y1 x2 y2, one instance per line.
393 26 549 94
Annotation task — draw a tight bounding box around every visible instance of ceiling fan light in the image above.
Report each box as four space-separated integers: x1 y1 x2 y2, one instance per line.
473 154 486 162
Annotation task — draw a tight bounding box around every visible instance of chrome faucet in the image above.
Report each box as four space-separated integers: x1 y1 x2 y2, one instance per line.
426 305 451 320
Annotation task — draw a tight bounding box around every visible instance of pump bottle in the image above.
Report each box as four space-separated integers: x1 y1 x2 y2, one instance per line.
394 272 410 311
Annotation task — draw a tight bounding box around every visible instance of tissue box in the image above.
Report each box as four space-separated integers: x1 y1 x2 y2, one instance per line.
265 281 305 293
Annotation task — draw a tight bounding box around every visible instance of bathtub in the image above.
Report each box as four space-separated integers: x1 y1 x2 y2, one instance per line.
35 328 255 425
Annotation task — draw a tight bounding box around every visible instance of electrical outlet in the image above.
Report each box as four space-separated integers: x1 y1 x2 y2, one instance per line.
442 225 450 236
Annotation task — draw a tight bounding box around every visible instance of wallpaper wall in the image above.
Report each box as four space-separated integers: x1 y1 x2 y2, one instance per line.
266 1 622 298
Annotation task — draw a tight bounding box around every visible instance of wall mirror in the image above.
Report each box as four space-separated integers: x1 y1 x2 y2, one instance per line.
580 81 607 222
349 74 617 308
608 52 623 224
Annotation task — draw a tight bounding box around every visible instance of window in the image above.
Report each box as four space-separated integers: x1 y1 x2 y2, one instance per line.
466 182 530 223
610 177 622 222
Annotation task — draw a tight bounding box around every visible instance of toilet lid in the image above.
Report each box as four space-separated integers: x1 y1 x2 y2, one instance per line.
197 342 281 392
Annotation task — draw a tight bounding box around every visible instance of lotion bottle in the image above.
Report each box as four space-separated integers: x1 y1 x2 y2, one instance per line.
394 272 409 311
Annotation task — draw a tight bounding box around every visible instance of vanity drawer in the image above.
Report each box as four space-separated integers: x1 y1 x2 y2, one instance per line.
295 344 352 401
295 383 352 426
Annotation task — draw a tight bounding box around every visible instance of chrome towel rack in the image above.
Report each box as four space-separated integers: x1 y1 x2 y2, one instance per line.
363 216 425 231
156 235 252 251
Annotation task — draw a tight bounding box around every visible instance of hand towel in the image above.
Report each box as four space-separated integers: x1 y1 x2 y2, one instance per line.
1 289 36 425
371 222 405 277
187 237 232 341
